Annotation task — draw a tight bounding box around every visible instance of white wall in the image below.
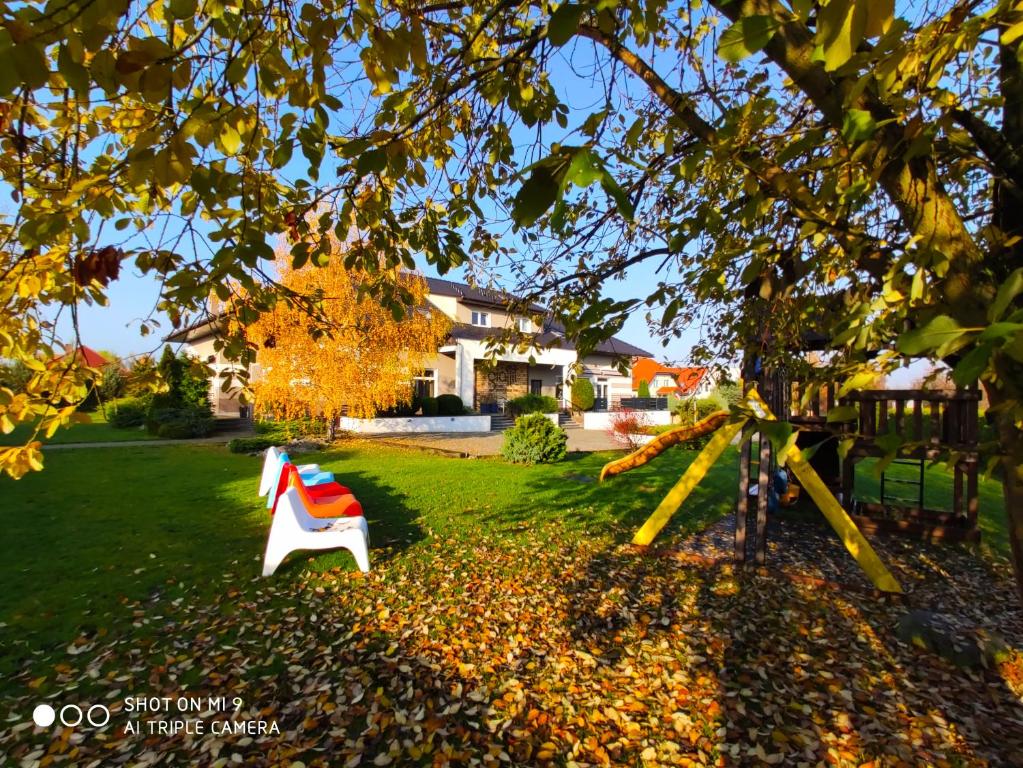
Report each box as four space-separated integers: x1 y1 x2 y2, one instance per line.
338 415 491 433
582 410 673 430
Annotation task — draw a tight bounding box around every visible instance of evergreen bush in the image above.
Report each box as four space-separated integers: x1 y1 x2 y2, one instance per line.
501 413 568 465
570 378 595 411
436 394 464 415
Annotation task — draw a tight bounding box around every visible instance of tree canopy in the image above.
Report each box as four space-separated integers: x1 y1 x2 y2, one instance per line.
1 0 1023 592
246 256 448 423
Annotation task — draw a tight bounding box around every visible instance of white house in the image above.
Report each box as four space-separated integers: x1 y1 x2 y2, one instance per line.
165 276 651 417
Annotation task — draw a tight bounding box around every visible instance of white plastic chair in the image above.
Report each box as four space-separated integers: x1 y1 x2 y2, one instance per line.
262 488 370 576
258 446 323 497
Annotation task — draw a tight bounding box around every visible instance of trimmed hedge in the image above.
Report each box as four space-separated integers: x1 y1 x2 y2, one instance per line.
570 378 595 411
506 393 558 416
436 394 464 415
151 409 215 439
228 436 278 454
502 413 568 465
108 398 148 428
421 396 439 416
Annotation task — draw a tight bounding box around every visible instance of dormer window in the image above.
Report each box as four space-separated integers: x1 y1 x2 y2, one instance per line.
471 310 490 327
517 317 532 333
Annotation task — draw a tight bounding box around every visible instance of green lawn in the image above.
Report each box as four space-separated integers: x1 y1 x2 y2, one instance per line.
854 457 1009 558
0 404 158 446
1 442 1018 766
0 443 737 663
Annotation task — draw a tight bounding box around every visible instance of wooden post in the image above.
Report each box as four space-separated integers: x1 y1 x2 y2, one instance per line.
735 433 752 564
755 431 771 565
953 463 964 518
913 398 923 444
967 463 979 531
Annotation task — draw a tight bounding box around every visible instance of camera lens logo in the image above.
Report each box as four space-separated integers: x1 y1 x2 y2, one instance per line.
33 703 110 728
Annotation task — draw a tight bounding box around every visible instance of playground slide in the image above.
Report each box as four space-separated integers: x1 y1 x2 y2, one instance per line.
599 411 729 482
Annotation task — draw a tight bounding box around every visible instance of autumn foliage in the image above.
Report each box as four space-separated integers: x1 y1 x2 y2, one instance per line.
245 256 448 424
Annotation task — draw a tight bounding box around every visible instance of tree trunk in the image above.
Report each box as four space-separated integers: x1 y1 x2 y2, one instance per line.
983 378 1023 605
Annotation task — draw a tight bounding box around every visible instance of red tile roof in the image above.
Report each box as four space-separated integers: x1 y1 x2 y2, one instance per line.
631 358 708 396
58 345 109 367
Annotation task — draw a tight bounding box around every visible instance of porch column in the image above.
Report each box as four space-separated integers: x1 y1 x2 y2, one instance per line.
455 343 475 409
562 364 572 410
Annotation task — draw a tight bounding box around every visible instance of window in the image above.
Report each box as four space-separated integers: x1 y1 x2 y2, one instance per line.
530 379 542 396
414 370 436 399
517 317 532 333
471 311 490 327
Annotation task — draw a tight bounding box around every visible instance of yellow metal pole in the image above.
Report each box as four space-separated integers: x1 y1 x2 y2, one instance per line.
745 388 902 594
632 419 747 546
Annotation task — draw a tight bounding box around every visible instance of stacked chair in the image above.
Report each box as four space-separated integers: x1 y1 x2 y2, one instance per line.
258 447 370 576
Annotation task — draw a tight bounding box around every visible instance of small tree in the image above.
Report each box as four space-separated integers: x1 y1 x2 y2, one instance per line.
637 379 651 398
571 378 595 412
247 253 449 431
126 355 158 398
607 409 652 450
502 414 568 465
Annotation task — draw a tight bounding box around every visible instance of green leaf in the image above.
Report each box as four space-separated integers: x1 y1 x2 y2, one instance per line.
978 321 1023 343
13 43 49 89
512 166 559 227
841 108 877 142
220 124 241 155
825 404 859 423
718 15 782 63
169 0 198 19
599 171 635 220
548 3 587 47
952 343 992 387
817 0 865 71
356 148 387 177
896 315 969 357
990 267 1023 322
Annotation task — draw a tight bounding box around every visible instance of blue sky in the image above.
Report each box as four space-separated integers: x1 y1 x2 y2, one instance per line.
61 29 708 365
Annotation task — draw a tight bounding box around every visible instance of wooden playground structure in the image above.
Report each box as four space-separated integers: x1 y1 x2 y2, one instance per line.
600 371 983 594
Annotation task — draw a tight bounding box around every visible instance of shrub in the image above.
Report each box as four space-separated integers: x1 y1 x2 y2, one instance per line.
637 379 651 398
126 355 157 396
228 436 278 454
502 413 568 465
147 406 214 438
377 392 421 417
421 396 439 416
99 362 127 402
607 409 652 450
436 394 464 415
256 417 326 439
108 398 148 428
570 378 595 411
506 393 558 416
672 397 723 449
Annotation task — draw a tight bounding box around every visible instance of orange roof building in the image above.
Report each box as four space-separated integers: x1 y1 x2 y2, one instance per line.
631 358 709 396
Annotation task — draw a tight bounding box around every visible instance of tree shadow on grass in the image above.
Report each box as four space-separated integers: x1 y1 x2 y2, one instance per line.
475 446 739 544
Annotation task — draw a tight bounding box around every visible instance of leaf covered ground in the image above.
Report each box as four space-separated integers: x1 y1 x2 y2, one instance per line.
1 444 1021 766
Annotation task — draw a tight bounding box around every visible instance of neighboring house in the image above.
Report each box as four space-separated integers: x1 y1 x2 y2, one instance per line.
165 276 652 417
58 344 109 368
631 358 714 399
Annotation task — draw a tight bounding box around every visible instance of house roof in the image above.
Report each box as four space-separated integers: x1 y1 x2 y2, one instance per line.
57 344 108 367
164 314 221 344
632 357 708 395
164 276 654 359
423 276 546 313
447 323 652 359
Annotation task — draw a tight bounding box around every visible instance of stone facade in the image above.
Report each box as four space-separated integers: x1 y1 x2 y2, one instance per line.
474 361 528 408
